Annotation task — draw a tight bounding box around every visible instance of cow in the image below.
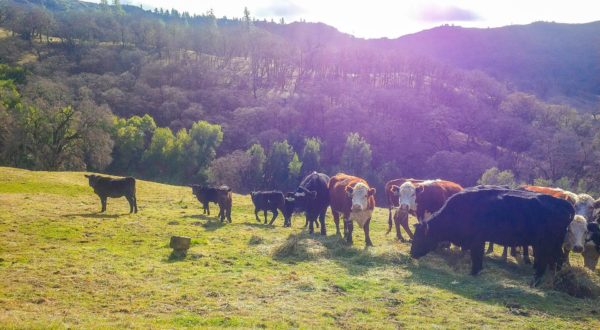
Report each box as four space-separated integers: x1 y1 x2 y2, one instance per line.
84 174 137 213
583 222 600 270
386 179 463 242
190 185 232 222
384 178 424 242
250 191 287 226
410 186 574 286
329 173 376 246
562 215 588 265
487 185 592 263
283 172 330 234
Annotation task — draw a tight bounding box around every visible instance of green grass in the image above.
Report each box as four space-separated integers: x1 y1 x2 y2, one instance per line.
0 166 599 329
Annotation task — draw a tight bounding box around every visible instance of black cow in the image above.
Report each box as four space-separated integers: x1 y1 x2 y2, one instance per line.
251 191 287 226
284 172 330 235
410 186 574 286
84 174 137 213
190 185 232 222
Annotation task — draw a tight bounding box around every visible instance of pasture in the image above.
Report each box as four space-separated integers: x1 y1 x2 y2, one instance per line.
0 167 599 329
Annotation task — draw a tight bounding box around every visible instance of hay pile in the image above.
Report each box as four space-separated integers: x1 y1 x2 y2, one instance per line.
551 266 600 298
272 233 328 260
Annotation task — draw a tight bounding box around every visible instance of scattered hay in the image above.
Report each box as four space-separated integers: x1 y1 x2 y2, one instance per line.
551 266 600 298
248 235 265 245
272 233 328 260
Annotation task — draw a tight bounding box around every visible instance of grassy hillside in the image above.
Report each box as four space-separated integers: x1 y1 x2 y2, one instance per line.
0 167 599 329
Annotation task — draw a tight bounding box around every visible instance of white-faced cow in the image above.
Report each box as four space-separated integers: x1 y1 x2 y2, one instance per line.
329 173 376 246
410 186 574 286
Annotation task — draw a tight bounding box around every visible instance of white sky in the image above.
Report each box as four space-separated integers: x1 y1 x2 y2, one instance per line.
98 1 599 39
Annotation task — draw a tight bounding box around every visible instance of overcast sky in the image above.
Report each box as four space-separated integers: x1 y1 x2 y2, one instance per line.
97 0 599 38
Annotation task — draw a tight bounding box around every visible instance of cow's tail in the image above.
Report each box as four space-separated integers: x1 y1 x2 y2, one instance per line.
386 207 393 235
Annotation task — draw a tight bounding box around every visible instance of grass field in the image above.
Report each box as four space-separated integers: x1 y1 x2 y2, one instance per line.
0 167 599 329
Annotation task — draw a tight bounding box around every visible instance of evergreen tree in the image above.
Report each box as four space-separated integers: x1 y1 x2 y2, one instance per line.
340 132 372 177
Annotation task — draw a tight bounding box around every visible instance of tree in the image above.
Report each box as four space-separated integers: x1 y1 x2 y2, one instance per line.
181 120 223 183
340 132 372 177
265 140 294 189
208 150 251 192
288 152 302 187
301 137 321 174
142 127 176 179
110 114 156 174
477 167 517 187
245 143 266 190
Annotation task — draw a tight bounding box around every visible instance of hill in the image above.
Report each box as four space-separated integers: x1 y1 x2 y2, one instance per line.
0 167 599 328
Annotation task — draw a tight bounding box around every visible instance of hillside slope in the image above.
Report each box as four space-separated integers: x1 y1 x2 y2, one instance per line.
0 167 599 328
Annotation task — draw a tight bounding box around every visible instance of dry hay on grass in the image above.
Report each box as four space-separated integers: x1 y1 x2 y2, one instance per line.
549 266 600 298
271 233 329 260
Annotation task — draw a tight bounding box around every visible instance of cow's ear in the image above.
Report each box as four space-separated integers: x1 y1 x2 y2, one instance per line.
416 185 425 194
84 174 90 178
391 185 400 195
368 188 376 196
308 190 317 199
594 198 600 208
345 185 354 197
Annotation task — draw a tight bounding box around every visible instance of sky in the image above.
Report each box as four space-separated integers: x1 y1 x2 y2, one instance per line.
101 0 599 39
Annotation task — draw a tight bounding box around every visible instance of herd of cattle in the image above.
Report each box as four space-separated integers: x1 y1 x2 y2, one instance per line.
84 172 600 286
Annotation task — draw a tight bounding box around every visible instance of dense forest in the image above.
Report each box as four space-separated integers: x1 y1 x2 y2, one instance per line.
1 0 600 200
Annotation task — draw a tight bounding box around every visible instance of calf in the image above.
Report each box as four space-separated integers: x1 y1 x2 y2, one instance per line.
562 215 588 265
384 178 424 241
251 191 287 226
284 172 330 234
387 179 463 242
410 186 574 286
191 185 232 222
84 174 137 213
329 173 376 246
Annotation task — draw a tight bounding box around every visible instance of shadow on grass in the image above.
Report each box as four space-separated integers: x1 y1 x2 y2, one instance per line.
182 214 214 221
244 223 278 230
403 250 600 321
62 212 122 219
199 220 227 231
272 231 412 275
166 251 188 262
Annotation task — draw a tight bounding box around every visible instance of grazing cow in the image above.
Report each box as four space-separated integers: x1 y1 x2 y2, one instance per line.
384 178 424 241
84 174 137 213
250 191 287 226
410 186 574 286
283 172 330 234
190 185 232 222
329 173 376 246
562 215 588 265
386 179 463 242
583 222 600 270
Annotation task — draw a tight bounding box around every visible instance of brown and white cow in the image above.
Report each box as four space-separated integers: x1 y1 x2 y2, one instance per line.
384 178 424 241
329 173 376 247
386 179 463 242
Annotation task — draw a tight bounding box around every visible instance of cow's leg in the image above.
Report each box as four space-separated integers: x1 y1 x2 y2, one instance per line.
344 215 353 245
133 195 138 213
206 203 210 216
387 208 393 235
269 208 278 225
315 218 320 228
470 240 485 276
226 205 232 223
126 195 135 213
254 208 261 222
304 218 309 228
396 211 413 242
219 205 225 222
501 245 508 262
364 218 373 247
332 210 341 235
100 196 107 212
319 209 327 236
485 242 494 255
307 214 315 234
531 245 547 287
263 210 268 224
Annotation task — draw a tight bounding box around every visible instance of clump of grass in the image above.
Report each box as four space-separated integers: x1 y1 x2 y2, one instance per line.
248 235 265 245
551 266 600 298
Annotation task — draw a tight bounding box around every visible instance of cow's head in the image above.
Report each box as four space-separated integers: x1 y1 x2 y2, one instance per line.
565 215 587 253
392 182 419 213
346 182 375 212
410 222 436 258
84 174 100 188
574 193 595 222
189 184 208 201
